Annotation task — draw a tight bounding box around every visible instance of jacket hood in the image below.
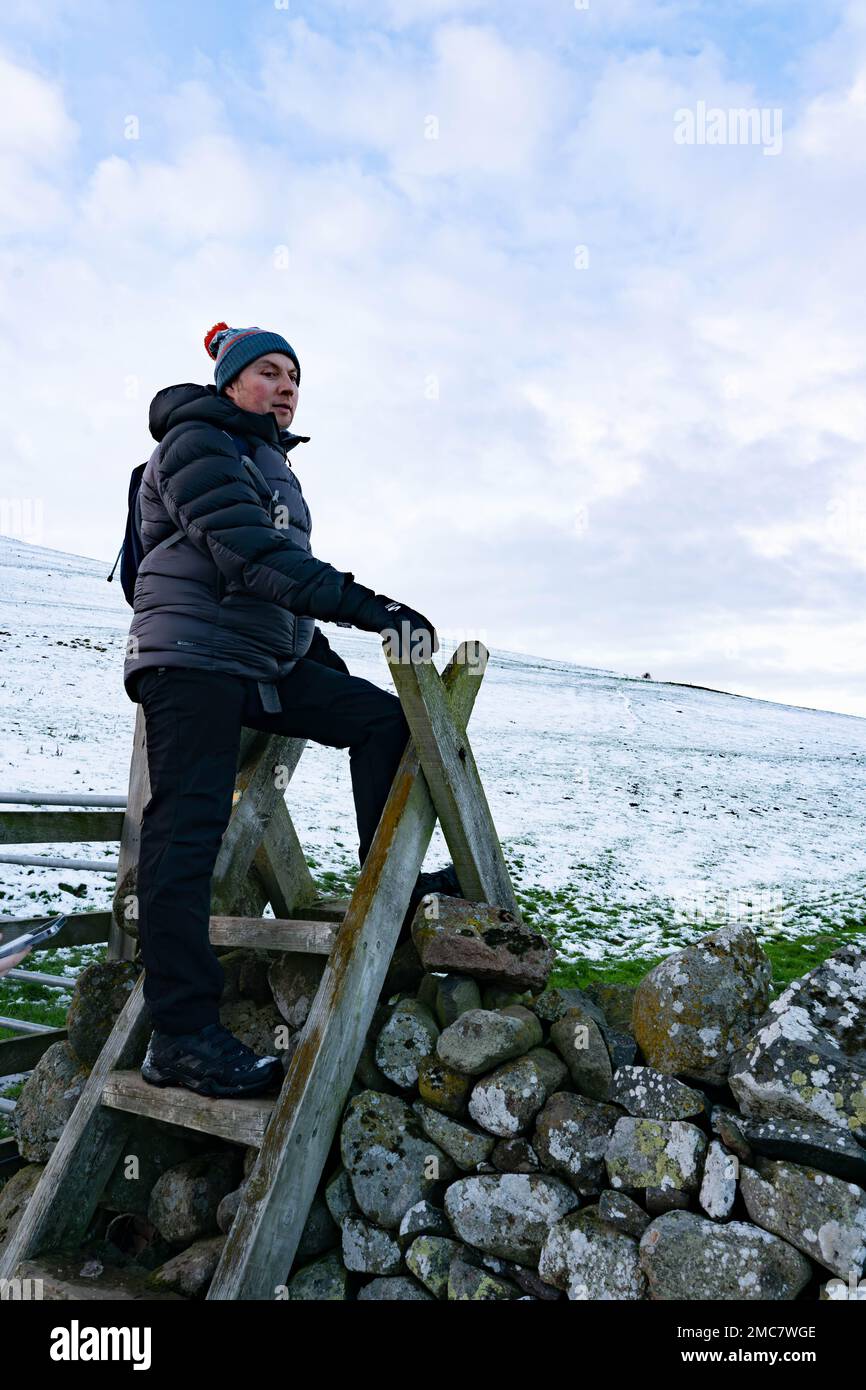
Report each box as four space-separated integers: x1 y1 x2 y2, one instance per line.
149 382 310 455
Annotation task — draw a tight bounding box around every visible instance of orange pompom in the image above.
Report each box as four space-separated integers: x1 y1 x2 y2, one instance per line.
204 322 229 358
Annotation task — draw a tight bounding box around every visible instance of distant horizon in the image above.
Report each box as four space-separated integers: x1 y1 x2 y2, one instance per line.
1 529 863 725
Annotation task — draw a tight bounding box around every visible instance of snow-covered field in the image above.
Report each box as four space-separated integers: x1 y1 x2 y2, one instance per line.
2 533 866 971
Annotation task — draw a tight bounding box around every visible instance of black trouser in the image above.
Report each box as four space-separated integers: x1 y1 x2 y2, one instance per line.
134 659 411 1035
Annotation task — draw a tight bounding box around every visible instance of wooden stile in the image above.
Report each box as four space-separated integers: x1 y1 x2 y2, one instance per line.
0 640 519 1299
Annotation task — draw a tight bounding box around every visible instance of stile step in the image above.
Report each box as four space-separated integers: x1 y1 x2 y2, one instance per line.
209 916 339 953
101 1071 275 1148
10 1256 186 1300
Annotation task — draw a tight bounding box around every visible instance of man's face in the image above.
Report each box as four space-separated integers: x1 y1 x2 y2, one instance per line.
225 353 299 427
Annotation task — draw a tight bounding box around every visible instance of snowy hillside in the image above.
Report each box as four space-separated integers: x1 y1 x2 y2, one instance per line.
1 533 866 971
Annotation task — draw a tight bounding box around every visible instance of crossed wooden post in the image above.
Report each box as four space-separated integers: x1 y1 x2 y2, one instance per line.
0 641 520 1300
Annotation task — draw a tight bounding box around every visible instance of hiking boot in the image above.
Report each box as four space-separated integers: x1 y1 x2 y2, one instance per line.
398 863 466 946
141 1022 283 1098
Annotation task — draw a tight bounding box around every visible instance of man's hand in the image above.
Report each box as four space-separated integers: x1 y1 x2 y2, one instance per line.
334 582 439 661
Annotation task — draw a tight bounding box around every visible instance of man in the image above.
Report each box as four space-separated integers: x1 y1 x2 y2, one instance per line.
124 322 460 1099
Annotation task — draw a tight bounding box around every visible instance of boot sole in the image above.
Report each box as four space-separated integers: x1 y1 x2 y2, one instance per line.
141 1060 282 1099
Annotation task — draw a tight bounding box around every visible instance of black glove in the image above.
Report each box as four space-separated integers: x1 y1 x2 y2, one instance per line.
335 580 439 658
306 626 350 676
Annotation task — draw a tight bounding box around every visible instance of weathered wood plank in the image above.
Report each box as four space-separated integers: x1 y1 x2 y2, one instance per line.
0 1028 67 1076
388 651 519 917
252 796 318 919
210 732 306 917
102 1071 274 1149
209 916 337 954
110 705 149 962
0 811 125 844
207 642 486 1300
11 1257 186 1300
0 976 150 1275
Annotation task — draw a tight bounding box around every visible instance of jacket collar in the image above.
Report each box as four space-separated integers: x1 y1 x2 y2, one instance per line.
149 382 310 456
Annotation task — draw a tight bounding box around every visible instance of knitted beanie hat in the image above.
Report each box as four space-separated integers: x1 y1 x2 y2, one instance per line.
204 322 301 393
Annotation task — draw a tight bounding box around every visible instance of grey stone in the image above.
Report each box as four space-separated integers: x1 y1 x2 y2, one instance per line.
413 1102 496 1170
436 1008 541 1076
729 945 866 1139
610 1065 706 1120
288 1250 350 1300
411 897 554 991
375 999 440 1089
533 1091 622 1195
397 1200 451 1246
739 1156 866 1280
699 1140 738 1220
148 1235 225 1297
341 1215 403 1274
12 1042 89 1163
65 961 141 1066
598 1190 651 1239
605 1117 707 1194
357 1275 435 1300
549 1007 613 1101
406 1234 466 1297
435 975 483 1027
444 1173 579 1263
491 1138 540 1173
738 1115 866 1185
539 1205 646 1300
468 1055 547 1138
639 1210 812 1299
147 1150 243 1246
448 1257 518 1299
632 924 772 1085
341 1090 456 1229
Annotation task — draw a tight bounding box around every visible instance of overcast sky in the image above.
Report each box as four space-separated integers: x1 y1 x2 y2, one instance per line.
1 0 865 715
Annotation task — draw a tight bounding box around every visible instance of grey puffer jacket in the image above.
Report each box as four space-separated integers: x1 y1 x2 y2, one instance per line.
123 382 357 708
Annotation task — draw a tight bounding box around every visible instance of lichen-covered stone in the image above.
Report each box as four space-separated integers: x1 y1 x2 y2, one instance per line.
413 1101 496 1170
436 1008 541 1076
435 975 482 1028
605 1117 707 1194
738 1116 866 1185
324 1165 359 1228
444 1173 579 1263
598 1189 651 1239
639 1210 812 1299
0 1163 44 1255
448 1257 518 1300
539 1205 646 1300
148 1235 225 1298
467 1055 547 1138
341 1214 403 1274
699 1140 738 1221
585 982 638 1034
632 924 772 1085
729 943 866 1139
417 1056 472 1116
357 1275 435 1300
549 1007 613 1102
11 1042 89 1163
296 1192 339 1263
65 960 141 1065
710 1106 754 1163
533 987 607 1029
526 1046 569 1095
610 1066 706 1121
406 1234 466 1297
288 1250 350 1300
147 1150 242 1246
375 999 439 1089
397 1200 451 1246
739 1156 866 1280
533 1091 622 1195
341 1090 456 1228
411 896 554 991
